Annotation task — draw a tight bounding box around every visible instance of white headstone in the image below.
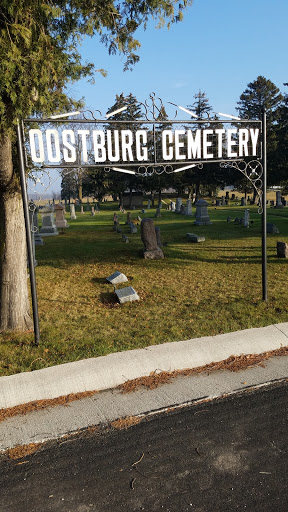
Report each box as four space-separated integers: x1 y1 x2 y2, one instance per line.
115 287 140 304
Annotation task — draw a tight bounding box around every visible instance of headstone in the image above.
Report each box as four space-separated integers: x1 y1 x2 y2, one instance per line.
216 199 221 206
115 286 140 304
175 198 182 213
241 197 247 206
186 233 205 243
122 234 129 243
170 201 176 212
155 208 161 218
275 191 284 208
180 204 185 215
147 200 151 209
194 200 212 225
221 197 226 206
277 242 288 258
137 216 142 222
129 223 138 234
91 207 95 216
141 209 146 214
39 205 58 236
155 226 163 247
80 205 84 214
244 208 250 228
141 218 164 259
267 223 279 234
126 212 132 224
70 204 76 220
55 204 69 229
106 271 128 285
186 199 192 216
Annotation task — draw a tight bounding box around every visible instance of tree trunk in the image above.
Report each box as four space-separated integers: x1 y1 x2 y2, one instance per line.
0 132 33 331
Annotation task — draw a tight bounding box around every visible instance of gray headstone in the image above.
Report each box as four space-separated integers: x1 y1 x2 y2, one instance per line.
277 241 288 258
275 191 284 208
115 286 140 304
106 271 128 285
267 223 279 234
194 199 212 225
244 208 250 228
186 199 192 216
129 223 137 234
39 205 59 236
241 197 247 206
186 233 205 243
175 198 182 213
154 208 161 218
155 226 163 247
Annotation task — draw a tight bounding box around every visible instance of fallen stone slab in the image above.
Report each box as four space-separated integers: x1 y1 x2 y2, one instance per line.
115 286 140 304
186 233 205 243
106 271 128 285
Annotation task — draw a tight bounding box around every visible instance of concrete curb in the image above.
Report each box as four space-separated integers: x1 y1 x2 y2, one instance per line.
1 322 288 410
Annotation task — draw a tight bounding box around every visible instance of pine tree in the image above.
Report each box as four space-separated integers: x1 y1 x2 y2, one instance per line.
0 0 194 332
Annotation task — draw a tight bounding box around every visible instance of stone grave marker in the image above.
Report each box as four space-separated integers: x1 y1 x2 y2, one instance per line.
244 208 250 228
186 199 192 216
155 208 161 218
277 242 288 258
55 203 69 229
40 205 58 236
194 200 212 225
186 233 205 243
80 205 84 214
141 218 164 259
129 223 137 234
275 191 284 208
115 286 140 304
70 204 76 220
175 198 182 213
267 223 279 234
106 271 128 285
241 197 247 206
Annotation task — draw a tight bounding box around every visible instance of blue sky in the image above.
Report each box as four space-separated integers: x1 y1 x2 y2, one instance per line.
69 0 287 117
29 0 287 196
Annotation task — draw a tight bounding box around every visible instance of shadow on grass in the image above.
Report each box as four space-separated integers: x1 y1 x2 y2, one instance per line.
100 292 119 306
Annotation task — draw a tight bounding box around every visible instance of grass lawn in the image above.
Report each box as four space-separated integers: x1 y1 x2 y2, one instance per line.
1 201 288 376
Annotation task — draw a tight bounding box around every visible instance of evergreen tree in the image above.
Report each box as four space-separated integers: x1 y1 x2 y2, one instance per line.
0 0 193 332
236 76 283 187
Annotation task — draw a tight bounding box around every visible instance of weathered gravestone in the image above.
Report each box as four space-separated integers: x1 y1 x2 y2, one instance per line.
106 271 128 285
275 191 284 208
80 205 84 214
39 205 58 236
194 200 212 225
186 199 192 216
70 204 76 220
129 222 138 234
267 223 279 234
241 197 247 206
91 206 95 216
55 203 69 229
141 218 164 259
170 201 176 212
244 209 250 228
147 200 151 209
155 208 161 218
186 233 205 243
180 204 185 215
175 198 182 213
277 242 288 258
115 286 140 304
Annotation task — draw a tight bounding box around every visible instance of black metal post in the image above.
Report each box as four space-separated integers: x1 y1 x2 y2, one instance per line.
16 122 40 344
261 109 267 301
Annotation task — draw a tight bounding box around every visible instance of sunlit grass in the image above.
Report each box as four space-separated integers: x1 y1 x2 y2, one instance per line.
1 201 288 376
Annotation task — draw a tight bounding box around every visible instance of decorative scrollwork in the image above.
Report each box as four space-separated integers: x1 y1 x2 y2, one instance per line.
220 159 264 213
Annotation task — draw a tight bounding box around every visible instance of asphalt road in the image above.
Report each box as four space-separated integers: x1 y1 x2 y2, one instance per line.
0 381 287 512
